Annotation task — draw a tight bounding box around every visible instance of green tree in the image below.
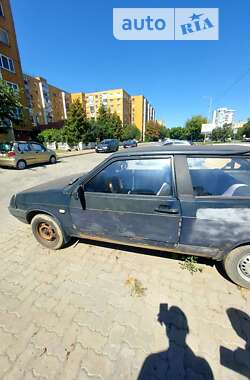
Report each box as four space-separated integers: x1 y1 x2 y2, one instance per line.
38 128 63 144
97 105 122 139
159 126 170 140
185 115 207 142
0 79 23 125
237 119 250 139
121 124 141 141
96 104 109 124
109 111 123 139
169 126 187 140
145 121 162 142
63 99 88 145
212 124 233 142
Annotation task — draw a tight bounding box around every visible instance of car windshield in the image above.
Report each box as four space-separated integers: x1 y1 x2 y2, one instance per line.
101 140 112 144
0 143 13 153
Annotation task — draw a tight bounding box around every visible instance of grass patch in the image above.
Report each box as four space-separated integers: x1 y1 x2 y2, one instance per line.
126 276 147 297
179 256 203 275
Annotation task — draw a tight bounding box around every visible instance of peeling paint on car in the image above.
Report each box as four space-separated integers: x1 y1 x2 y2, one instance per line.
196 208 250 223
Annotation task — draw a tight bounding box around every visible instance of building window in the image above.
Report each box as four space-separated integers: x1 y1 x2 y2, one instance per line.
0 54 15 72
0 2 4 17
0 28 8 45
6 81 18 91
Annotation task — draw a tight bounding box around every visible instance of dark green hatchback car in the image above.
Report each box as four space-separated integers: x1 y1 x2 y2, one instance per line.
9 145 250 289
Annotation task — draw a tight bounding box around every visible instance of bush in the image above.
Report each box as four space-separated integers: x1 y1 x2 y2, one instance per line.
121 124 141 141
38 129 63 144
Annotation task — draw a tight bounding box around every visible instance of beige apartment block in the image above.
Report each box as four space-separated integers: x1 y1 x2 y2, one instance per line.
84 88 131 125
131 95 155 140
24 74 70 127
71 92 86 111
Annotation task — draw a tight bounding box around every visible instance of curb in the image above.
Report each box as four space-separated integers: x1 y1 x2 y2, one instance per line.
58 150 95 159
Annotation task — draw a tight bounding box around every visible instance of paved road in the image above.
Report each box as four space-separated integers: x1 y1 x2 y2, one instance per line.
0 154 249 380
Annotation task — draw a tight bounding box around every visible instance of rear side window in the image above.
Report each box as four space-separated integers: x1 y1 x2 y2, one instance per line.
18 143 30 152
188 157 250 197
85 158 173 196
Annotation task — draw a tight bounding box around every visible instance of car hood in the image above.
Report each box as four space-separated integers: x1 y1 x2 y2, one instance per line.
14 172 88 208
20 173 85 194
97 144 109 148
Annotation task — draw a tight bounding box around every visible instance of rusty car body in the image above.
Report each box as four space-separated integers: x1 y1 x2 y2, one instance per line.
9 145 250 289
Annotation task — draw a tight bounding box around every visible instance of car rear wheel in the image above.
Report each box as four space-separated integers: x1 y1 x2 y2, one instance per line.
16 160 27 170
49 155 56 164
31 214 67 250
223 246 250 289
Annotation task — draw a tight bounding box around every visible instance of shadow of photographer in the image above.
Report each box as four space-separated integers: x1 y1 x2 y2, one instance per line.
220 307 250 379
137 303 214 380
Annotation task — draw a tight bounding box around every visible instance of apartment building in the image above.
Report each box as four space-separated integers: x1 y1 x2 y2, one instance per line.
212 107 235 129
0 0 30 136
23 74 70 127
131 95 156 140
71 90 155 140
84 88 131 125
71 92 86 110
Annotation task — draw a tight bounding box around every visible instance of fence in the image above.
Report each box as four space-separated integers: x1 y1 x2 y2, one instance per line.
46 141 97 151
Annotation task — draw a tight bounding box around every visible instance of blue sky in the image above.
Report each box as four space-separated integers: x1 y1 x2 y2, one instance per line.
11 0 250 128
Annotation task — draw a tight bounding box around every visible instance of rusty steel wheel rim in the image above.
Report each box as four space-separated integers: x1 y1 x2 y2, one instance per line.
38 222 57 242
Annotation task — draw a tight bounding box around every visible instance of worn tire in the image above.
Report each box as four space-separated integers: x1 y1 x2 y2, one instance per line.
31 214 66 250
49 155 56 164
16 160 27 170
223 246 250 289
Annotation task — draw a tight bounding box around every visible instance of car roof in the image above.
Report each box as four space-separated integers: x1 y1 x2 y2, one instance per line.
111 144 250 157
14 141 38 144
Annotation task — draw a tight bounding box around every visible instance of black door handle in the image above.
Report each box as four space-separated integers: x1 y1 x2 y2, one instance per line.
155 205 179 214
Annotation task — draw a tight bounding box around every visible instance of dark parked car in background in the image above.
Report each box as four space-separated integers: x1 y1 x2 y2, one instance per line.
123 139 138 148
9 145 250 289
95 139 119 153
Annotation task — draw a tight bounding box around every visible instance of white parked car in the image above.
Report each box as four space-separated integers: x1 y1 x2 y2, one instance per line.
163 139 191 146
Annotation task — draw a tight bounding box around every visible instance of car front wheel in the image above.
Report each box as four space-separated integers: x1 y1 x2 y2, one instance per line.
31 214 67 250
223 246 250 289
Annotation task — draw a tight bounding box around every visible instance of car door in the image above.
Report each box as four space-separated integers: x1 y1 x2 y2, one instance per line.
29 142 49 164
177 155 250 257
70 156 181 248
17 142 34 165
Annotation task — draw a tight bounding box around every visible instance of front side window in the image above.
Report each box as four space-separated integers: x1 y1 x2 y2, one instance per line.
0 28 8 45
30 143 45 152
85 158 173 196
188 157 250 197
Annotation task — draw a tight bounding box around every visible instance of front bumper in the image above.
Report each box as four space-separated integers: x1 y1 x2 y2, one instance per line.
96 148 109 153
8 206 28 224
